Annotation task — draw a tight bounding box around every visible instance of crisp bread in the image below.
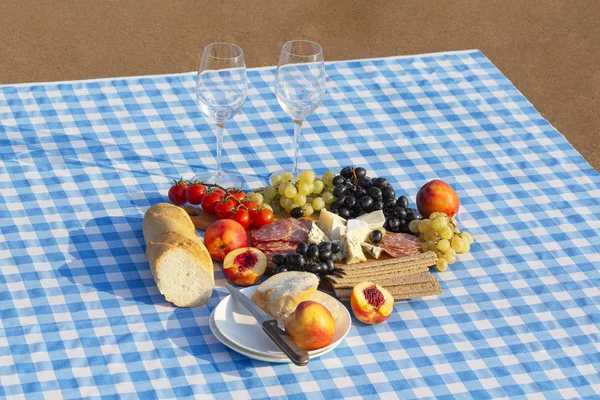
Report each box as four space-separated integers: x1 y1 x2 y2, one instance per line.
330 271 436 289
335 277 442 301
328 264 429 282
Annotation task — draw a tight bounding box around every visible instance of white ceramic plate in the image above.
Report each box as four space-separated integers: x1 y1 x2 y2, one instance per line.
211 286 351 361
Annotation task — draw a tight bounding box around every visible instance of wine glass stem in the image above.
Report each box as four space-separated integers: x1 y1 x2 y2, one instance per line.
215 122 225 177
292 119 303 176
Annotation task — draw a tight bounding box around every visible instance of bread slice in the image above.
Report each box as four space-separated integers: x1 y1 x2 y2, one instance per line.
252 272 319 320
143 203 197 243
146 231 214 307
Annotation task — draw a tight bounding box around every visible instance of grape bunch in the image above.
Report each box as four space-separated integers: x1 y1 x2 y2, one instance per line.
329 166 422 233
259 170 336 217
273 241 341 278
409 212 474 272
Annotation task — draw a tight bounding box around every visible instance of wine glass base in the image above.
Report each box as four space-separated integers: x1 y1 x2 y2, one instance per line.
193 170 243 189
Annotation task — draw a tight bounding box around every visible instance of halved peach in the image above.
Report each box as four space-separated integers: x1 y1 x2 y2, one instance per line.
284 300 335 350
222 247 267 286
350 282 394 324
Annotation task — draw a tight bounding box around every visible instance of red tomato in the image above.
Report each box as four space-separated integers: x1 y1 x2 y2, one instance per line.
168 181 189 206
215 199 237 219
186 184 207 205
213 188 226 197
242 200 259 210
201 192 222 214
253 208 274 228
227 189 246 201
232 208 251 229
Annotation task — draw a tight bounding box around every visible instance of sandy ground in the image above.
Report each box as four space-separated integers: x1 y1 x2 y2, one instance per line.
1 0 598 170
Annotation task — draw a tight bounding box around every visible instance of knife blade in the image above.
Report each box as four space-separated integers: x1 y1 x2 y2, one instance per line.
225 284 309 366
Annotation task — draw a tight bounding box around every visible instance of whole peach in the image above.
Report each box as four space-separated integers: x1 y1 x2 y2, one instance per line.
284 300 335 350
416 180 460 219
204 219 248 262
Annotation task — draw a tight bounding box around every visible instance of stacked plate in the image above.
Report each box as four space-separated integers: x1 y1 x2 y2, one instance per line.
210 286 351 363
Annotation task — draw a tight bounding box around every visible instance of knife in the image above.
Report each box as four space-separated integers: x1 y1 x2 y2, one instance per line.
225 284 309 366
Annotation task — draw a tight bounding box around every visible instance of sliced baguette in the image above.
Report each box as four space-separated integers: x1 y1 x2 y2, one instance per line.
143 203 214 307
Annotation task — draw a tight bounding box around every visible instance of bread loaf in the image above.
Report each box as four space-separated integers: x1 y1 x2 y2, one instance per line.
143 203 214 307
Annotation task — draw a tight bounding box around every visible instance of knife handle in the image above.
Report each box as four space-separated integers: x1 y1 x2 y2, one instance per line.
262 320 309 366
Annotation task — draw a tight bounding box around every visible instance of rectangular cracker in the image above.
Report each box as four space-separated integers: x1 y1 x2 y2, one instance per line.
335 278 442 300
330 271 436 289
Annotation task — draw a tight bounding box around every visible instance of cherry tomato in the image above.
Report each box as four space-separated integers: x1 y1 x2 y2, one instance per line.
201 192 222 214
213 188 226 197
253 208 274 228
232 208 251 229
227 189 246 201
168 180 189 206
186 184 207 205
242 200 259 210
215 199 237 219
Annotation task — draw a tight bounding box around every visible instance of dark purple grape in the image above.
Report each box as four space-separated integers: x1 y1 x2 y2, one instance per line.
369 229 383 243
383 186 396 199
286 253 305 267
334 195 347 206
276 265 289 273
394 206 407 219
307 244 319 260
319 250 332 261
358 177 372 189
372 199 383 210
338 207 351 219
325 259 335 273
340 166 354 179
387 217 400 230
332 175 346 186
344 196 356 208
273 253 286 266
360 196 373 209
331 242 341 254
354 167 367 178
308 263 321 274
333 185 346 197
290 207 304 218
318 242 332 252
373 177 388 189
398 196 409 209
368 187 382 199
354 187 367 198
383 197 396 208
296 242 308 256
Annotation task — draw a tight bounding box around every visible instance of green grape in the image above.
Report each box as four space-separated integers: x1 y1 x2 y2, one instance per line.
408 219 420 233
436 258 449 272
462 242 471 254
424 230 438 242
418 219 432 233
285 204 295 213
462 232 474 245
301 204 314 217
322 171 335 186
312 180 324 194
281 172 293 183
306 196 314 203
422 241 436 252
437 239 451 252
278 182 289 196
312 197 325 211
451 236 464 252
297 170 315 184
262 204 273 211
298 182 312 195
271 203 282 212
280 196 293 209
271 174 281 186
429 212 440 220
322 191 335 204
284 185 298 198
264 186 277 200
252 192 264 204
440 226 453 240
442 248 456 264
293 193 307 206
431 217 447 232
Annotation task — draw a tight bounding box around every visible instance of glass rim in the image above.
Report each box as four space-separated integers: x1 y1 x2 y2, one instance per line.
202 42 245 61
281 40 323 58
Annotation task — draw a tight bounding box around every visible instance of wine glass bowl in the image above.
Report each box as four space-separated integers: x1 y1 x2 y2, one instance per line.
272 40 326 180
194 43 247 187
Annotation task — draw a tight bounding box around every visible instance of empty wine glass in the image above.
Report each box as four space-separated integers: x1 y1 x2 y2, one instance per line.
272 40 326 181
194 42 247 187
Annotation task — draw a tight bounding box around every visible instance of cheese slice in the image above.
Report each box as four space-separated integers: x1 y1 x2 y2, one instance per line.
356 210 386 229
346 219 368 233
361 242 382 259
318 209 346 240
341 235 367 264
307 222 330 244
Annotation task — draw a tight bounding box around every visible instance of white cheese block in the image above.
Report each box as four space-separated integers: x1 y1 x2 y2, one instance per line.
307 222 330 244
346 219 368 233
356 210 386 229
318 209 346 240
341 235 367 264
361 242 383 259
346 226 371 243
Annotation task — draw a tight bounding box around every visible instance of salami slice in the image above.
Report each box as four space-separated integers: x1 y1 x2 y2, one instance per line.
380 232 422 258
251 219 294 243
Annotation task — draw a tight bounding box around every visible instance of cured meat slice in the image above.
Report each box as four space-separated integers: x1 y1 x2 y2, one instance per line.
251 218 309 243
379 232 422 258
254 241 298 251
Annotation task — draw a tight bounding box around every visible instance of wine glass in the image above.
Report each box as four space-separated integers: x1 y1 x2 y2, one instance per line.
194 42 247 188
272 40 326 181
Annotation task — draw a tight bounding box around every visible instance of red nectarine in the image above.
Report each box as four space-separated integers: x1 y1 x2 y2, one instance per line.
204 219 247 262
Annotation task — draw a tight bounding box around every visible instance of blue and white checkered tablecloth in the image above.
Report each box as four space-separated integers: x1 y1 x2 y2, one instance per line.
1 49 599 399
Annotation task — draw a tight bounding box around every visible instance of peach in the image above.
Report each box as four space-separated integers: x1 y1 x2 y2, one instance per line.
416 179 460 219
222 247 267 286
204 219 248 262
284 300 335 351
350 282 394 325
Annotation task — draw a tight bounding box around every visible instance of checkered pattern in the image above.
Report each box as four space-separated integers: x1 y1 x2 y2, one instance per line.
1 50 599 399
